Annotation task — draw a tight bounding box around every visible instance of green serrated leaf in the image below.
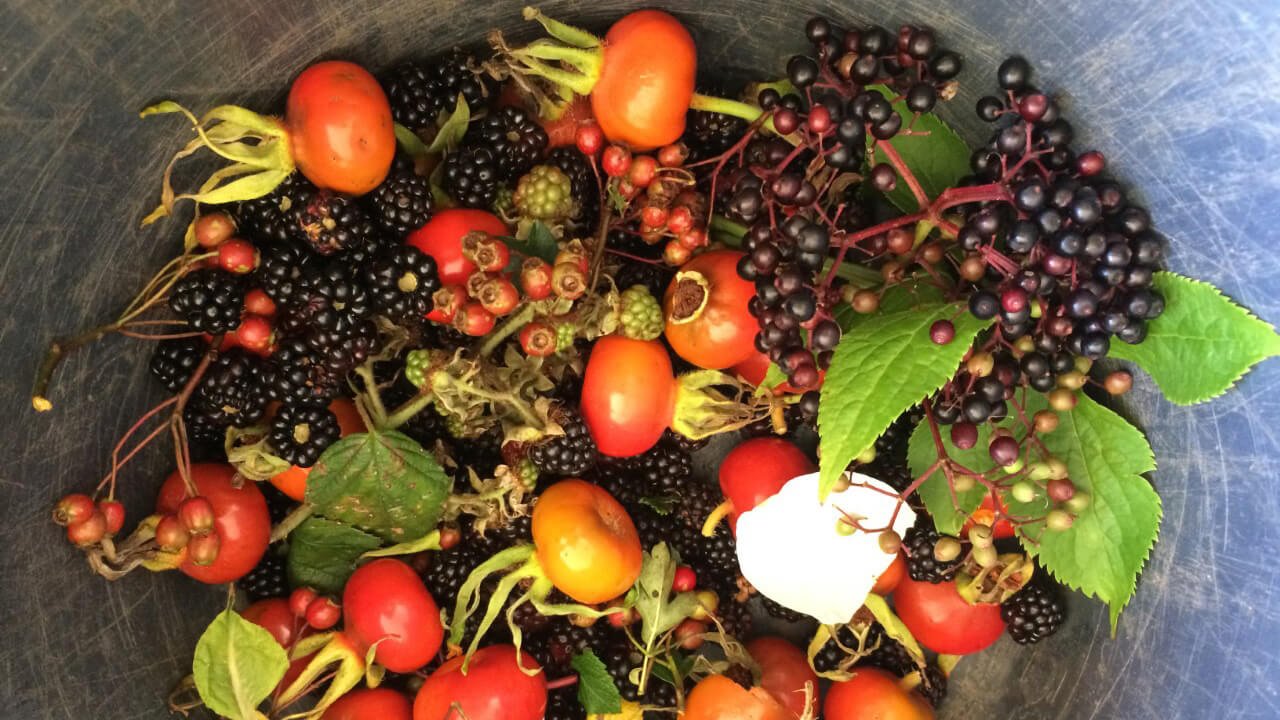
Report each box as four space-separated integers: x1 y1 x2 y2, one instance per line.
836 279 947 333
866 85 971 212
1014 394 1160 632
286 517 382 594
193 609 289 720
639 495 675 516
1108 272 1280 404
572 649 624 715
818 302 992 498
426 94 471 154
305 431 450 542
906 417 990 535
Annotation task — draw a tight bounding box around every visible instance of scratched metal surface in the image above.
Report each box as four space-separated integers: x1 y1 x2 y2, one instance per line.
2 0 1279 718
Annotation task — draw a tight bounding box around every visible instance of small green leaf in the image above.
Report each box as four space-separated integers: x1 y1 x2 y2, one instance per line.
571 649 624 715
1108 272 1280 404
633 543 700 647
818 302 992 498
286 517 382 594
866 85 971 212
864 594 926 668
508 221 560 265
1011 394 1161 632
192 608 289 720
394 123 430 166
906 418 987 535
426 94 471 154
305 430 450 542
639 495 675 516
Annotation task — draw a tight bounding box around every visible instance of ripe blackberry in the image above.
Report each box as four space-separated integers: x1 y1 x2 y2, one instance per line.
534 620 600 676
292 190 376 255
544 686 586 720
1002 581 1066 644
256 241 319 308
268 403 341 467
447 424 505 478
690 522 740 596
382 52 491 131
169 268 246 334
183 409 227 462
628 441 694 496
366 163 434 238
241 551 289 601
903 524 960 583
760 595 806 623
812 624 862 673
547 146 598 227
716 597 754 640
663 428 709 454
529 407 598 476
268 337 344 405
149 337 208 392
466 106 548 180
420 537 494 608
236 174 313 245
281 262 373 340
191 349 269 428
918 664 948 708
443 145 500 209
684 106 749 162
361 245 441 323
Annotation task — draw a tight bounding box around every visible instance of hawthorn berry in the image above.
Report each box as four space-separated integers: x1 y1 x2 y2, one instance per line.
53 493 96 527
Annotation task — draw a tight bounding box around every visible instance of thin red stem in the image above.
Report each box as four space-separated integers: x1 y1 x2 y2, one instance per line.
875 139 929 210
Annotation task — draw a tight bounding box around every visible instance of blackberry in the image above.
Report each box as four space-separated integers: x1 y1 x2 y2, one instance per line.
760 594 806 623
447 424 505 478
183 409 228 462
312 320 381 379
629 441 694 496
663 428 709 454
723 663 755 690
684 106 749 162
466 106 548 180
256 241 319 308
1002 581 1066 644
545 686 586 720
529 408 598 476
813 624 862 673
366 163 434 238
918 664 948 708
420 537 495 607
169 268 246 334
509 598 552 636
903 524 960 583
191 349 269 428
149 337 208 392
292 190 376 255
240 551 289 602
716 597 754 640
281 262 373 341
361 245 440 323
532 621 599 676
268 403 341 467
442 145 500 209
383 52 491 131
547 146 598 227
236 174 313 245
268 338 345 405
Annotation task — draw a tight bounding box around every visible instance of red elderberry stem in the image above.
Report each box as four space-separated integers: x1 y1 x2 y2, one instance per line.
546 675 580 691
874 138 930 210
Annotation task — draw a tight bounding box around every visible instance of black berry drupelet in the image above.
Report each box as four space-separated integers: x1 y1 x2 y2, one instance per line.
268 337 345 405
292 190 376 255
447 424 506 479
365 162 434 238
420 537 496 608
257 241 319 308
544 685 586 720
443 145 501 209
268 403 341 467
236 174 314 245
240 551 290 602
382 52 491 131
169 268 246 334
684 106 749 162
149 337 209 392
361 245 441 324
529 407 598 476
281 261 373 342
812 624 862 673
1002 580 1066 644
466 106 548 180
760 594 807 623
191 349 269 428
903 524 960 583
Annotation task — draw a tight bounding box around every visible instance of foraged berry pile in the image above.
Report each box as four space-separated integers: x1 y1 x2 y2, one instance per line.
43 5 1274 720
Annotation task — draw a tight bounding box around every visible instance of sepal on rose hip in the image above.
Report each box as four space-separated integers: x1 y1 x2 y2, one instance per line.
273 631 366 716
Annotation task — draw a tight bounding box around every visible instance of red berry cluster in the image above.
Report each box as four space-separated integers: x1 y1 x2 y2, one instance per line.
192 212 279 355
53 493 125 547
154 496 222 565
289 586 343 631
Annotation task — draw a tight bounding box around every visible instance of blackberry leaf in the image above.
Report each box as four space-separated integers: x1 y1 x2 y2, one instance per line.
571 649 623 715
285 518 381 594
1109 272 1280 405
818 302 992 498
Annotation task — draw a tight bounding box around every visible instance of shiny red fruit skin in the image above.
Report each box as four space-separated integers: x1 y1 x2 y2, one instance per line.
719 437 815 531
323 687 413 720
242 598 305 649
664 250 757 370
893 577 1005 655
156 464 270 584
407 209 508 286
413 645 546 720
286 61 395 195
580 336 675 457
342 559 444 673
